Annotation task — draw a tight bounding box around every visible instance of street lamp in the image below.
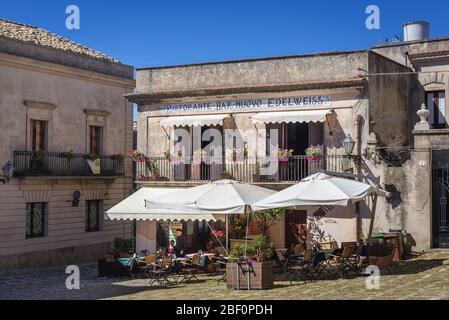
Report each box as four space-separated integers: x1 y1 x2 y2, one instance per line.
342 134 356 156
1 161 14 184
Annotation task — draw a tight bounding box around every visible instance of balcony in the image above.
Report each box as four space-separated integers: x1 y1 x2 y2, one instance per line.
136 155 356 185
13 151 124 178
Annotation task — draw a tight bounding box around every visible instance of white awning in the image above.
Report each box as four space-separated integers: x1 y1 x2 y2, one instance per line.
251 109 333 124
105 187 220 221
159 114 230 127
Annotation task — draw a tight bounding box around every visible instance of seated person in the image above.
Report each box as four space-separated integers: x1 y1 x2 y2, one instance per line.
166 240 175 257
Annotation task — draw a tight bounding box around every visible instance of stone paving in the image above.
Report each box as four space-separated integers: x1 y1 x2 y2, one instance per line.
1 251 449 300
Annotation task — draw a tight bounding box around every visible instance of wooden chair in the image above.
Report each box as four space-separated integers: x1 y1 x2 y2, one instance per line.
316 240 339 251
140 254 157 278
179 254 202 283
212 256 228 285
274 248 288 273
149 256 173 286
287 249 315 284
329 242 359 278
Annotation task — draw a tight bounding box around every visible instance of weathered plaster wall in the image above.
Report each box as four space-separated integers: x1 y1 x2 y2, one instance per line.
136 51 369 93
0 52 135 268
368 52 414 146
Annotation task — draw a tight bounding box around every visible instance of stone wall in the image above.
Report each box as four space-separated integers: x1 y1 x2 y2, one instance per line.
136 50 369 94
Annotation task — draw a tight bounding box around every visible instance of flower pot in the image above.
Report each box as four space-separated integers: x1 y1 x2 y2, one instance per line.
171 157 182 164
226 261 274 290
132 157 146 162
232 156 245 163
307 156 321 161
278 157 289 162
369 254 394 270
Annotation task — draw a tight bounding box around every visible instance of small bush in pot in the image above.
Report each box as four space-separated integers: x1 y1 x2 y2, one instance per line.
367 239 394 269
111 237 133 258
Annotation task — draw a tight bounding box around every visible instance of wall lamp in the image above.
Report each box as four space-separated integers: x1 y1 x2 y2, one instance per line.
342 134 356 156
1 161 14 184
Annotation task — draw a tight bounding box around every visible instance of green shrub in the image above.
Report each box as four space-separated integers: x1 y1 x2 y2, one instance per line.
368 240 394 257
112 237 132 253
229 235 274 262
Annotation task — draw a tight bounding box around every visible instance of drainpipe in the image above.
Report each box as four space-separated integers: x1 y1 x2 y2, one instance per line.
354 114 362 244
353 114 362 175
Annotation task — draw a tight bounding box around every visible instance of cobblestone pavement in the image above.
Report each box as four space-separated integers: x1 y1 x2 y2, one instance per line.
1 251 449 300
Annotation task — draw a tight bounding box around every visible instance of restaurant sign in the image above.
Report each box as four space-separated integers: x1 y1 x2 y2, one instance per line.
162 95 331 113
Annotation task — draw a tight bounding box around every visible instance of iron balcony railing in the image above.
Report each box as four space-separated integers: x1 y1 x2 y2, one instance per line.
13 151 124 177
136 155 356 183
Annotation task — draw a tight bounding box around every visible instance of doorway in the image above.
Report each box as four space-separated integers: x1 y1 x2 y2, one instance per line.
284 210 307 252
432 164 449 248
286 123 309 155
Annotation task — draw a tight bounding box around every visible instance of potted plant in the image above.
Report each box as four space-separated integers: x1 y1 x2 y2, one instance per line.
227 147 248 162
230 216 246 239
193 149 207 164
60 150 74 161
272 148 293 162
306 146 321 161
227 235 274 290
170 150 183 164
211 229 226 248
110 154 124 162
112 237 133 258
367 240 394 269
128 150 146 162
252 208 283 238
30 150 46 173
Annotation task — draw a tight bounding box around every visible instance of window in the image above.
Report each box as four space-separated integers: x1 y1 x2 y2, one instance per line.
85 200 102 232
426 91 446 128
31 120 47 151
26 203 46 238
89 126 103 155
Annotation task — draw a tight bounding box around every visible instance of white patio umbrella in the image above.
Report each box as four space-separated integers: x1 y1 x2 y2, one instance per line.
251 172 375 211
145 179 276 214
145 179 276 253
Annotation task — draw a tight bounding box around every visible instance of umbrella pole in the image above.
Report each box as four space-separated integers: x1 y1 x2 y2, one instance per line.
226 215 229 253
368 193 378 239
245 206 251 290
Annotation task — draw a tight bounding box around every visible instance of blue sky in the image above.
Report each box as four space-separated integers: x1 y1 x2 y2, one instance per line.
2 0 449 68
2 1 448 119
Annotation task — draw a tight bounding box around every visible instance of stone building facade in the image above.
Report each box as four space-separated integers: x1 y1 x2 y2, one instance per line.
0 19 135 268
127 49 421 252
127 27 449 254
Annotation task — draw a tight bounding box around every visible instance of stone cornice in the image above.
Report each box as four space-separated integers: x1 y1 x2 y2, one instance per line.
83 109 111 117
412 128 449 135
24 100 57 111
0 52 135 89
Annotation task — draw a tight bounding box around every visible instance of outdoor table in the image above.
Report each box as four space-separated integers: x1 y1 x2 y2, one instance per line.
173 257 190 262
186 253 216 259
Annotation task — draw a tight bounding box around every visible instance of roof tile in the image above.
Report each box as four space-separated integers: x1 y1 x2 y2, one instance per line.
0 18 118 62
